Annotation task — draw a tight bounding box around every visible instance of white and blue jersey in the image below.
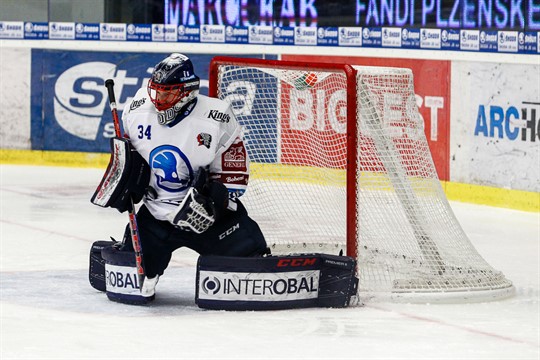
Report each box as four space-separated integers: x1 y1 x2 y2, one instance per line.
122 88 249 221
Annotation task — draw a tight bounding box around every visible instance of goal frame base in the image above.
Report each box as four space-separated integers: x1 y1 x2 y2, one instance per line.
362 286 516 304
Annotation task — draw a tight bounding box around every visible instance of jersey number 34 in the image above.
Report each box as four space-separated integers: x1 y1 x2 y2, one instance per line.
137 125 152 140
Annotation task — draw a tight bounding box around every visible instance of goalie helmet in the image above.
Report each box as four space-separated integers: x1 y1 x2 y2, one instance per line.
147 53 200 114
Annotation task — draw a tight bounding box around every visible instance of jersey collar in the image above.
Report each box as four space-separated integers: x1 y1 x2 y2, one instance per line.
167 98 198 128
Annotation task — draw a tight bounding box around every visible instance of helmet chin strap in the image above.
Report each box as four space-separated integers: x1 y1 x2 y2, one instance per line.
156 91 198 125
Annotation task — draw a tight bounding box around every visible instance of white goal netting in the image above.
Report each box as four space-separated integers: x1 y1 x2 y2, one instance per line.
210 58 514 302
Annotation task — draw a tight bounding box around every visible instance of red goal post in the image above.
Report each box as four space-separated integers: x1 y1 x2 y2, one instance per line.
210 57 359 256
208 56 514 303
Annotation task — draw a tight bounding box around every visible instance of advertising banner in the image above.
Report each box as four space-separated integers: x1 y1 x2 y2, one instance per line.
279 73 348 169
216 68 280 164
30 50 269 153
282 55 451 181
451 62 539 192
2 19 538 54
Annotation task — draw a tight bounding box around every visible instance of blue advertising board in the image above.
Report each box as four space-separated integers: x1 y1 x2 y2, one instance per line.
216 67 279 163
30 50 275 153
1 21 537 54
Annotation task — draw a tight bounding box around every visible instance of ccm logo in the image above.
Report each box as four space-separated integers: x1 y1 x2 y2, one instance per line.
219 223 240 240
277 258 317 267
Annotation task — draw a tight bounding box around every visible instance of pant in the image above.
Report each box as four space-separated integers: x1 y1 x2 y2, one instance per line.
121 200 268 278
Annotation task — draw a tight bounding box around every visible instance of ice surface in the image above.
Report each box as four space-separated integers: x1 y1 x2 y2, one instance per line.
0 164 538 359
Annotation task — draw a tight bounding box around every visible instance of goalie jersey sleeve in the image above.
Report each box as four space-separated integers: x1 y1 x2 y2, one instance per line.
120 89 249 221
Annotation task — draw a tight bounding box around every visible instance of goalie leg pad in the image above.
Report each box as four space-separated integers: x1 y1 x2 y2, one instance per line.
195 254 358 310
101 245 154 305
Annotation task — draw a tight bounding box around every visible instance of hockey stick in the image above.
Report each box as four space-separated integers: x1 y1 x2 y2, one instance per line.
104 79 146 289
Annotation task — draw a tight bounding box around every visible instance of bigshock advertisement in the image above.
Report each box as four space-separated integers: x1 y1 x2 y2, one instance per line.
282 55 451 181
30 50 267 153
278 72 348 170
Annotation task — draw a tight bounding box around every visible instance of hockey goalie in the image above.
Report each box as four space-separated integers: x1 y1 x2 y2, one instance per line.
88 53 358 310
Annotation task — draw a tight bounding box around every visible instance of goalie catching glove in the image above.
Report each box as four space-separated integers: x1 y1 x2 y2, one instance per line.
168 187 215 233
167 167 233 233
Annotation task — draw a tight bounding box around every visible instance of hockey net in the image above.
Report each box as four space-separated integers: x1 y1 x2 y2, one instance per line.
209 57 514 303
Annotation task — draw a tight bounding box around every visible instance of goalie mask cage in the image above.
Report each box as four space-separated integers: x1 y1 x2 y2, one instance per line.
209 57 514 303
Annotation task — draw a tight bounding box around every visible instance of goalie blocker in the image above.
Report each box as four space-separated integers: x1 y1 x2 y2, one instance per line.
90 137 150 213
196 254 358 310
